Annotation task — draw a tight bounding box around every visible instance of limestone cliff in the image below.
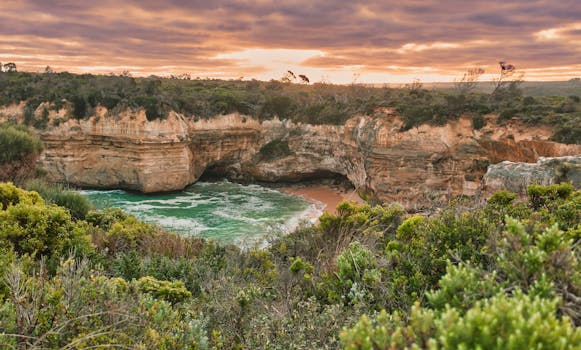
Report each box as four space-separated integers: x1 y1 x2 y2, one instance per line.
482 156 581 196
1 104 580 209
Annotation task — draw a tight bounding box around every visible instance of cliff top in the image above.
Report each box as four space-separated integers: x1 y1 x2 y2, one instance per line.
0 71 579 144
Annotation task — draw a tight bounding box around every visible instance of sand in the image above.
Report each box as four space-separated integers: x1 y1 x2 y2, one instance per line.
282 185 364 215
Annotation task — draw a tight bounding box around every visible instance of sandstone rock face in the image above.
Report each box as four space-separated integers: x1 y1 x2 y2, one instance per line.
482 156 581 196
2 104 580 209
37 108 195 192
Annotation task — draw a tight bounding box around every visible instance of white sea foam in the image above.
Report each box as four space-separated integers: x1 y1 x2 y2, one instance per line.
83 181 324 246
153 216 208 235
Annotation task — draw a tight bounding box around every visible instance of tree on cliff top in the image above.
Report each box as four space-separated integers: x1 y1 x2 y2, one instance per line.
490 60 524 103
455 67 485 94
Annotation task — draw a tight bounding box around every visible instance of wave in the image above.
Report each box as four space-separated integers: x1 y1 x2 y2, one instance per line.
83 181 321 246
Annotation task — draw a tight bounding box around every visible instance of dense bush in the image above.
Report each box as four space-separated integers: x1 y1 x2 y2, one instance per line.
0 123 43 183
134 276 192 303
0 183 579 348
1 72 578 139
0 123 43 163
24 179 93 220
0 258 209 349
0 184 93 261
0 181 43 209
342 292 581 349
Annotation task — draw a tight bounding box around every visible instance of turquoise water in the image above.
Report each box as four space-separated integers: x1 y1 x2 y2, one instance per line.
82 181 321 246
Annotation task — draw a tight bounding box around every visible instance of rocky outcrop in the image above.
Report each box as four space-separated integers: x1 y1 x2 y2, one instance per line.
1 104 580 209
481 156 581 196
23 106 195 192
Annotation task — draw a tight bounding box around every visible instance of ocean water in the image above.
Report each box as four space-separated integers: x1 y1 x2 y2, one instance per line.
81 181 322 246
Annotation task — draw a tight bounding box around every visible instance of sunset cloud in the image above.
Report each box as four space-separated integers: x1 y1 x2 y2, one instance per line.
1 0 580 83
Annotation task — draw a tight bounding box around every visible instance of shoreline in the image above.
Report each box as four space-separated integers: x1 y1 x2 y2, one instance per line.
280 184 365 215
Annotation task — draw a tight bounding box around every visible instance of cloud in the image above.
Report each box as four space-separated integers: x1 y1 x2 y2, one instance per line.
0 0 579 82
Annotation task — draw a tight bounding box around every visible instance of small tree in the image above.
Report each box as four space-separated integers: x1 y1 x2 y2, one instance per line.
490 60 523 101
455 67 485 94
404 78 423 94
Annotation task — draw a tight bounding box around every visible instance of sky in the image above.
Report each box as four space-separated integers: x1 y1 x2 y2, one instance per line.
1 0 580 83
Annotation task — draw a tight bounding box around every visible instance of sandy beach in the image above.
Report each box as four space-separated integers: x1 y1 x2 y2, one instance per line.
282 184 365 215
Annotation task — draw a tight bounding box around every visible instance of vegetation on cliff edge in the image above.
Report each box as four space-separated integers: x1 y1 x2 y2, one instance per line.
0 71 579 143
0 122 43 183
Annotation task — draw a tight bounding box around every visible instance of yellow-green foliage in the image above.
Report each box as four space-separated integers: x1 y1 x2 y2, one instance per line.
0 183 93 258
396 214 424 240
0 259 207 349
495 218 579 301
0 122 43 163
290 256 313 275
243 249 278 285
0 182 580 349
25 179 92 220
528 182 574 209
321 201 405 235
487 189 516 206
87 208 157 255
342 292 581 350
134 276 192 304
426 263 502 311
0 182 43 209
106 215 155 248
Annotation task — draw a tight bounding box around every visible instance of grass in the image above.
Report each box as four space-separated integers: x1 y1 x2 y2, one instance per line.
24 179 93 220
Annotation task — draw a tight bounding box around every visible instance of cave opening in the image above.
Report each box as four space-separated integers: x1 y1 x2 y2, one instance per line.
198 163 357 193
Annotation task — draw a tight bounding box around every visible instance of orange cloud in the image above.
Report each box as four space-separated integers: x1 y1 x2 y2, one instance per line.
0 0 579 82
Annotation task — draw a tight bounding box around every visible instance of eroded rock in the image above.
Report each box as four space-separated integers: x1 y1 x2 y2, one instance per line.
481 156 581 196
2 104 580 209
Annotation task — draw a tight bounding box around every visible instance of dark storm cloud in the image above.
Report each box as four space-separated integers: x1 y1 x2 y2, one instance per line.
1 0 580 80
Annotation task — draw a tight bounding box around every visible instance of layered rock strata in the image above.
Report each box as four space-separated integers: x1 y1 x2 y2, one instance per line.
1 104 580 209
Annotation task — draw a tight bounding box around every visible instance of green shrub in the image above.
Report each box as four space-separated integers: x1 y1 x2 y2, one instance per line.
86 207 128 229
472 114 486 129
0 181 580 349
259 139 291 160
0 201 93 258
114 250 144 280
70 94 88 119
25 179 92 220
528 182 574 209
395 214 424 240
0 182 43 209
260 94 296 119
0 259 207 349
103 215 156 253
426 263 502 311
498 108 518 121
134 276 192 303
0 123 43 163
1 71 578 135
487 190 516 206
337 242 377 284
342 292 581 349
0 123 43 182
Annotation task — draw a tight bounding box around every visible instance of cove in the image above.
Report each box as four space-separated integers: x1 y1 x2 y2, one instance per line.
81 181 322 246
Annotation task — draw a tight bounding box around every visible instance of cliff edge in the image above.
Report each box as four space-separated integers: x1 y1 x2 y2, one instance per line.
1 103 580 209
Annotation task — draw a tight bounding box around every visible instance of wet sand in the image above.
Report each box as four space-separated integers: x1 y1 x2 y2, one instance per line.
282 185 364 214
